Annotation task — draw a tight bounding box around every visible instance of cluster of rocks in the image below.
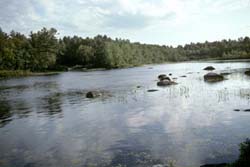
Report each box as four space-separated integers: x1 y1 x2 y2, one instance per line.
86 66 250 97
157 74 177 86
234 109 250 112
203 66 224 82
203 66 250 82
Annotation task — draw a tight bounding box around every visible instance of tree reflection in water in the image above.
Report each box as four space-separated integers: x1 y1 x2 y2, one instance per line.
0 101 12 127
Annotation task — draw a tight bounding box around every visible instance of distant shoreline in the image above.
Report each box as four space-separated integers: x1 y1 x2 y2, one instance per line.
0 70 62 79
1 58 250 79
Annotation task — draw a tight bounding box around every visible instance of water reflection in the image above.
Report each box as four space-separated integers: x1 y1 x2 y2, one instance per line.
106 139 166 167
0 60 250 167
0 85 29 91
39 92 63 116
0 101 12 127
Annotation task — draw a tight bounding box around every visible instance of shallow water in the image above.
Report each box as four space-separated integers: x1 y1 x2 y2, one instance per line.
0 60 250 167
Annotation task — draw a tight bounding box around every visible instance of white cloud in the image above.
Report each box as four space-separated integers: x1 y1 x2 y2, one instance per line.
0 0 249 45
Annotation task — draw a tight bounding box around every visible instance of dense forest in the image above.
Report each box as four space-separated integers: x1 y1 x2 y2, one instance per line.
0 27 250 72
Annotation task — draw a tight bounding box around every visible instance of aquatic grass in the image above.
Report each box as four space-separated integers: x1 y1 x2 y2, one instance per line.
238 89 250 100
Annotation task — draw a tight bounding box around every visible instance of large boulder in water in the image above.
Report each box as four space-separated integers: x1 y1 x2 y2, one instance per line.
86 91 101 98
204 72 224 82
203 66 215 71
157 80 177 86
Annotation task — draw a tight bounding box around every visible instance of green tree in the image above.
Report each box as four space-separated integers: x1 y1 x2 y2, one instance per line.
29 28 58 71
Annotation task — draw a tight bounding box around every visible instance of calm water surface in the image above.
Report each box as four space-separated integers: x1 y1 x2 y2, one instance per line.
0 60 250 167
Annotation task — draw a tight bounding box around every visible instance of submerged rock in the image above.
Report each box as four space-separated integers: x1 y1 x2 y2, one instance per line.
157 80 177 86
86 91 101 98
220 72 231 76
203 66 215 70
234 109 240 112
244 109 250 112
245 70 250 76
204 72 224 82
180 75 187 78
147 89 159 92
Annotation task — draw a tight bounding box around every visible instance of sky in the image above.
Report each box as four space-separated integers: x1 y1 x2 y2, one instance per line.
0 0 250 46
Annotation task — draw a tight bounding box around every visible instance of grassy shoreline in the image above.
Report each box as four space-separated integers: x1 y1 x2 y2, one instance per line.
0 70 62 79
1 58 250 79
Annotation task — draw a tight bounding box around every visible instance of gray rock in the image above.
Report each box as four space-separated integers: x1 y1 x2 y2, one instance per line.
86 91 101 98
158 74 167 80
204 72 224 82
157 80 177 86
147 89 159 92
203 66 215 70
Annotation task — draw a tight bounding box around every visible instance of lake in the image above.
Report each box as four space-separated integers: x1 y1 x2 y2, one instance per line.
0 60 250 167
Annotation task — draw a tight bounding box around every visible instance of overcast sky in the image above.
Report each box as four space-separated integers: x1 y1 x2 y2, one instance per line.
0 0 250 46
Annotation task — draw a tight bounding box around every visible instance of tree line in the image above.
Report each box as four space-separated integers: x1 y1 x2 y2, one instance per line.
0 27 250 71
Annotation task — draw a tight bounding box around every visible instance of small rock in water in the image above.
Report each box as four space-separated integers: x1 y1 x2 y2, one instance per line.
203 66 215 70
234 109 240 112
180 75 187 78
158 74 171 81
245 70 250 76
147 89 159 92
244 109 250 112
169 73 172 76
204 72 224 82
137 86 142 88
158 74 167 80
86 91 101 98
